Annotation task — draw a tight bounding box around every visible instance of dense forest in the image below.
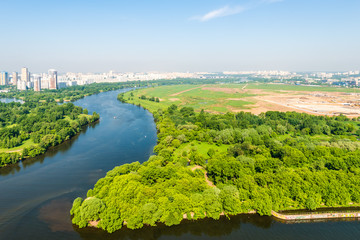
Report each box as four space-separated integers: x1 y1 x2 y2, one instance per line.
71 95 360 233
0 101 99 167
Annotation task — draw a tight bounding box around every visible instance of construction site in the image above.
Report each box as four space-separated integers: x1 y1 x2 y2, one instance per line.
245 90 360 117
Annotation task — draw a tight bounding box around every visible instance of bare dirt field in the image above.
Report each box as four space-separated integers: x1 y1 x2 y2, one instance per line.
199 86 360 117
244 89 360 117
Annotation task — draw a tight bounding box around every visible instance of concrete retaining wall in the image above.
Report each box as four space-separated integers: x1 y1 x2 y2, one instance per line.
272 210 360 221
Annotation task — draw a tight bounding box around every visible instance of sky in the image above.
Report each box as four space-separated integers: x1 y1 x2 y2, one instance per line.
0 0 360 73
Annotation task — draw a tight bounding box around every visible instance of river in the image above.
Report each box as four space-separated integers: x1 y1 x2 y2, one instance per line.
0 90 360 240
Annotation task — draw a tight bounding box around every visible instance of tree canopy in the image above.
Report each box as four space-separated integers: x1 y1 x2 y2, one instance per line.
71 98 360 232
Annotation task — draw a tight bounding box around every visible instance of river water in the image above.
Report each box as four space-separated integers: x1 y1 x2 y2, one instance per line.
0 90 360 240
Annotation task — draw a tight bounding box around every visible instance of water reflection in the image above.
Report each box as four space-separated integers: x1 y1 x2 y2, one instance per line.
38 198 74 232
0 164 21 176
74 214 273 240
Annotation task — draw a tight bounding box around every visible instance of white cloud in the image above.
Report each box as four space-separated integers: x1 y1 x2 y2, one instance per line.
196 5 245 22
192 0 283 22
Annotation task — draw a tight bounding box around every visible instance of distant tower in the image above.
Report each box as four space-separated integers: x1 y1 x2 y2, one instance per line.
34 75 41 92
0 72 9 85
21 67 30 82
48 69 57 90
12 72 18 85
17 80 27 91
41 74 49 89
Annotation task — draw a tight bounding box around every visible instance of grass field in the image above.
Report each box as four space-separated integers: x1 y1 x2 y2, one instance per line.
122 83 360 116
0 139 35 153
172 141 229 160
123 84 255 113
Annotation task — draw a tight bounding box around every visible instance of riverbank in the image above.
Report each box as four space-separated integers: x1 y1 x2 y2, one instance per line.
0 114 99 168
71 90 360 233
0 89 159 239
272 210 360 221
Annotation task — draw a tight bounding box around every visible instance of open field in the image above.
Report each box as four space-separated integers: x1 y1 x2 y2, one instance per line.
123 83 360 117
0 139 35 153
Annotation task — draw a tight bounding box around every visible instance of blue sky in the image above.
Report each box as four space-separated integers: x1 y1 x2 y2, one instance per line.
1 0 359 73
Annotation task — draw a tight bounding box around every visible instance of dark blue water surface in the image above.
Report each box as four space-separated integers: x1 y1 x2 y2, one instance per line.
0 90 360 240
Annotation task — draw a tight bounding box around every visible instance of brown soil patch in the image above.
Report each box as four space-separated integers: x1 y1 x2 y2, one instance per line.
191 165 203 171
191 165 215 187
228 89 360 117
226 98 247 101
89 220 99 228
5 149 22 153
169 98 180 101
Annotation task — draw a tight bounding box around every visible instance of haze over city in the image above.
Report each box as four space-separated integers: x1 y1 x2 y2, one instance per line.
1 0 360 73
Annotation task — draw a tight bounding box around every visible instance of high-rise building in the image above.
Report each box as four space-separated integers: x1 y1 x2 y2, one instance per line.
41 75 49 89
33 75 41 92
17 80 27 91
21 67 30 82
12 72 18 85
0 72 9 85
48 69 57 90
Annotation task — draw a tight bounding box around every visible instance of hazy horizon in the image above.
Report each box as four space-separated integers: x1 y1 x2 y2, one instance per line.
1 0 360 73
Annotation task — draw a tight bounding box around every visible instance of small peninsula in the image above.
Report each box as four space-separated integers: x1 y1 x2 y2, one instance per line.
71 85 360 233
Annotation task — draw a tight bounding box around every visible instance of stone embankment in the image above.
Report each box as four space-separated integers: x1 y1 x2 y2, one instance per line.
272 210 360 221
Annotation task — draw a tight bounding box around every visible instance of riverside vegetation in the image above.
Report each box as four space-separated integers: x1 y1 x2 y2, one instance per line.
0 82 143 167
0 79 238 168
0 101 100 167
71 91 360 233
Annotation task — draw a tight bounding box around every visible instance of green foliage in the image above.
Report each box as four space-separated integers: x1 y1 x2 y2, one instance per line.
305 197 317 210
71 197 106 228
0 91 102 166
70 197 83 215
0 152 22 167
80 197 106 221
72 95 360 232
99 207 123 233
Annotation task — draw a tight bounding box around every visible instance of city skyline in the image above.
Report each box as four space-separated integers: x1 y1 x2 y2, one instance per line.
1 0 360 73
